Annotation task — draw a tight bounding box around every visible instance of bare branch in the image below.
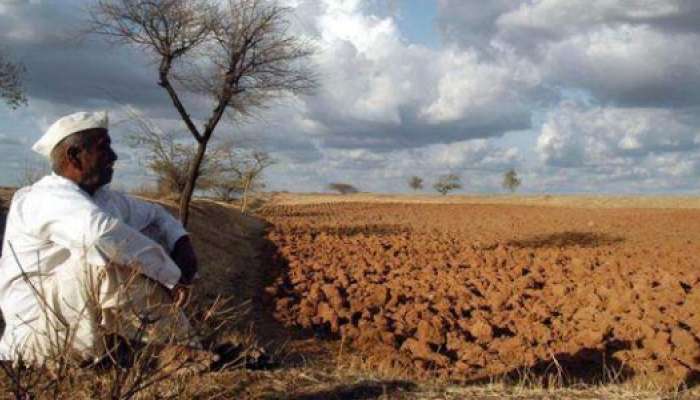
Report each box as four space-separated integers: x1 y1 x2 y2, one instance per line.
87 0 216 142
87 0 316 225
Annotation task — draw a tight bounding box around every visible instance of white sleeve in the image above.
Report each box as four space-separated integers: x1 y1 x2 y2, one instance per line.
114 193 188 252
39 202 182 289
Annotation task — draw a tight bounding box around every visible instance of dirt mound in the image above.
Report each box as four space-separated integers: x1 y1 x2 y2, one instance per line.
260 202 700 386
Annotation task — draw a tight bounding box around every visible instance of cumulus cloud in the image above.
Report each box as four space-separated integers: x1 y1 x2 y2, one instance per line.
293 0 541 150
537 102 700 167
541 25 700 107
532 101 700 192
435 0 520 52
496 0 700 40
438 0 700 108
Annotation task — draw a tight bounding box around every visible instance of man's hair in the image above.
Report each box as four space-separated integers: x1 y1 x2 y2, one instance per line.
49 129 103 174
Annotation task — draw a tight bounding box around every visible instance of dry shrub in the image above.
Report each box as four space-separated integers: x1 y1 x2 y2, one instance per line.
327 183 359 195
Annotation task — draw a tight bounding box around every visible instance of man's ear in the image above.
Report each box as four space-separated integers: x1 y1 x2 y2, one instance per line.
66 146 82 170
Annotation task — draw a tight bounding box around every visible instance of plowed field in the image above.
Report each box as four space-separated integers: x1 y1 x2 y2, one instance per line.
260 201 700 386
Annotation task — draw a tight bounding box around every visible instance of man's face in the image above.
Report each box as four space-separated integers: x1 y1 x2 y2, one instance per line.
79 129 118 188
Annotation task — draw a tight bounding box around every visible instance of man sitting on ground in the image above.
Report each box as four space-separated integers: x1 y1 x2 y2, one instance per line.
0 111 211 368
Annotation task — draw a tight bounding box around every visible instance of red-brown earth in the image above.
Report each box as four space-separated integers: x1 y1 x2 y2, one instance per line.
259 202 700 386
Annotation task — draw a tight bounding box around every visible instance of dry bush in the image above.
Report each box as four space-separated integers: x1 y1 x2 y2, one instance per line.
210 149 274 213
327 183 359 195
126 110 223 201
408 176 423 191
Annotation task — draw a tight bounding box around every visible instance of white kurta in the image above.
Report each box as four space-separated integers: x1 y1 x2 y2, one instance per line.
0 174 188 361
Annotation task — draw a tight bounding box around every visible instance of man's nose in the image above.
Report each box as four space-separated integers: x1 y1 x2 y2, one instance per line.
109 148 118 163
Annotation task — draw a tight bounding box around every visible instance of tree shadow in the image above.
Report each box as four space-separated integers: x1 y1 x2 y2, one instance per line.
272 380 416 400
507 231 624 249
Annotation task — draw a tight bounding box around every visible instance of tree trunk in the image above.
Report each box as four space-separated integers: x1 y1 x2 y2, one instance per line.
241 179 251 214
179 140 208 227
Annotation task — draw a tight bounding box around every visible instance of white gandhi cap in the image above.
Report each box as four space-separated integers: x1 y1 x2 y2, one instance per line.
32 111 109 158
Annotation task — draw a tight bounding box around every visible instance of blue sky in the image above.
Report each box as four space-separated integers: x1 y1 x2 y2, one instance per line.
2 0 700 194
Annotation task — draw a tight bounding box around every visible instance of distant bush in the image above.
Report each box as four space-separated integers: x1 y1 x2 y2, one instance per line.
408 176 423 191
327 183 359 195
126 110 223 201
433 174 461 195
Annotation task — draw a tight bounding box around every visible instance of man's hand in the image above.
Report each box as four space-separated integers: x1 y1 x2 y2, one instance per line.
170 235 198 285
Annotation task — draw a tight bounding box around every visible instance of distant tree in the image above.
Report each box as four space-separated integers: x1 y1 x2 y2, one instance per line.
328 183 359 195
433 174 461 195
502 168 521 193
0 51 26 109
408 176 423 191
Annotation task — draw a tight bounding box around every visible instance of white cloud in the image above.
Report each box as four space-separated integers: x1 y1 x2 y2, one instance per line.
496 0 683 39
541 25 700 106
281 0 540 151
439 0 700 107
536 102 700 170
420 47 539 124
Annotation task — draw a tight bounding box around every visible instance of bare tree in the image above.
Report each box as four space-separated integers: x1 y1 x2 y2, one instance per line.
0 50 26 109
502 168 521 193
212 148 274 213
327 183 359 195
88 0 315 226
433 174 461 195
408 175 423 191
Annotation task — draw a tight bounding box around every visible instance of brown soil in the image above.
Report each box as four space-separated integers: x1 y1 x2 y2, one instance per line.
259 202 700 387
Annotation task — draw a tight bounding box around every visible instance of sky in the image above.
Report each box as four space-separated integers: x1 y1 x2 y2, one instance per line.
2 0 700 194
